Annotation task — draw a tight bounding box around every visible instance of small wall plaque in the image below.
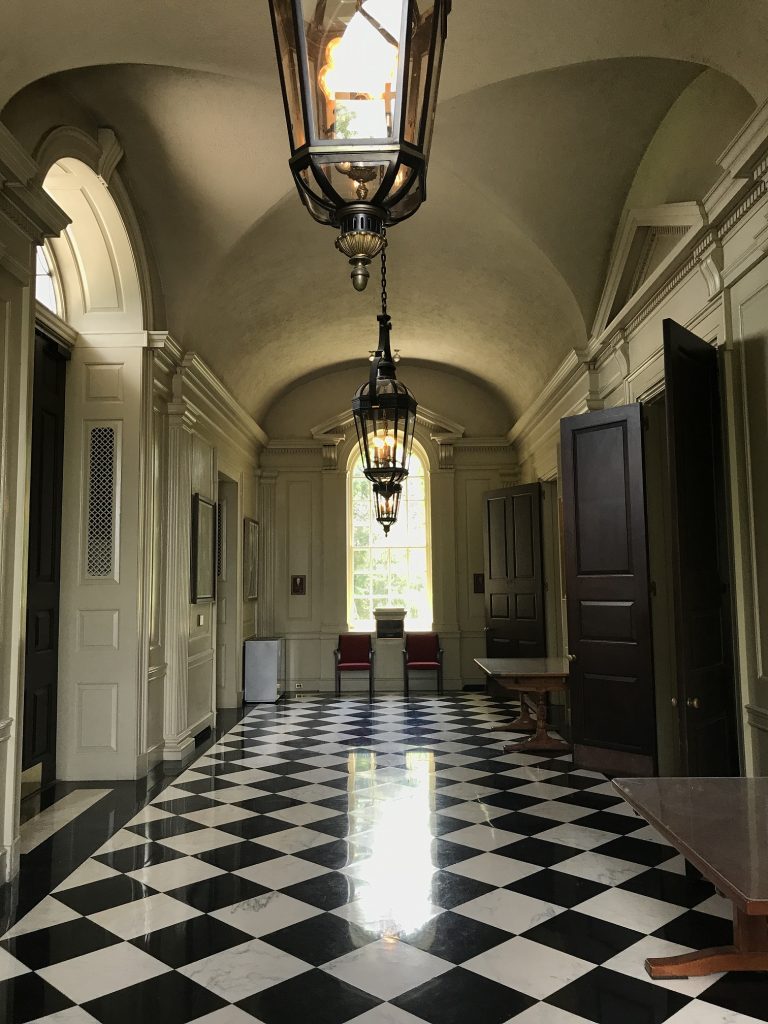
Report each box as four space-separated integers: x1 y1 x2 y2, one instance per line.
473 573 485 595
290 574 306 596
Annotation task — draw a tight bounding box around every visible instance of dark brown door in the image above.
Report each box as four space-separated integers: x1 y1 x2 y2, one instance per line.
664 318 739 776
482 484 546 657
561 405 656 775
22 332 67 786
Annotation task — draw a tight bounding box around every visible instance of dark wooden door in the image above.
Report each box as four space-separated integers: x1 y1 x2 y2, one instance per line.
663 318 739 777
561 405 656 775
482 484 546 657
22 332 67 785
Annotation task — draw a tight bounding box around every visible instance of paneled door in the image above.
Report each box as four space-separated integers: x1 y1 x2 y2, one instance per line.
664 318 739 777
560 405 656 775
482 484 546 658
23 331 67 786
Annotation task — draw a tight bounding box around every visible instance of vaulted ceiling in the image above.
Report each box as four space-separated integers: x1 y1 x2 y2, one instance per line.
1 0 763 424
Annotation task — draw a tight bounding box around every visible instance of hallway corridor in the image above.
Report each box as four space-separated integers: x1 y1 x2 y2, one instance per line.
0 695 760 1023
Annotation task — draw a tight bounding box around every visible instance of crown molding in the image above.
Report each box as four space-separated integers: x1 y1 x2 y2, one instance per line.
180 352 269 450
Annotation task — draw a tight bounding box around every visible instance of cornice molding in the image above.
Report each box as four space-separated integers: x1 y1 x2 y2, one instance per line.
35 302 77 350
179 352 268 450
0 124 70 242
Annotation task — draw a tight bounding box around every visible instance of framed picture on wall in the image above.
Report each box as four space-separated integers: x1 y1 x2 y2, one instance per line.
244 517 259 600
191 494 217 603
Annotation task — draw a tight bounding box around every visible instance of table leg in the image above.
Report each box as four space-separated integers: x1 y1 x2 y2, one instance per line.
646 906 768 978
501 692 535 733
503 690 571 754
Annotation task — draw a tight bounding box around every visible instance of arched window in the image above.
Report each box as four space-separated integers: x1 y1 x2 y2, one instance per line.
348 448 432 630
35 245 60 315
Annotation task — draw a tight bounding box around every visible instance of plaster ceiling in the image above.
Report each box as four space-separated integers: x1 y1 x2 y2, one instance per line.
1 1 765 425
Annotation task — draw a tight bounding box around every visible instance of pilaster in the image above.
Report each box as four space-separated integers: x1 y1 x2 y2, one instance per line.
257 470 278 638
162 392 196 759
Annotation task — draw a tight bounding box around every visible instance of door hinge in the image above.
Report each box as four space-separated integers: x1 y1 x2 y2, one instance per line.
649 580 657 597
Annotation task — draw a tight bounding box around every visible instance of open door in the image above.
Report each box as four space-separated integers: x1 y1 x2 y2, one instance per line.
560 405 656 775
482 484 546 657
663 318 739 776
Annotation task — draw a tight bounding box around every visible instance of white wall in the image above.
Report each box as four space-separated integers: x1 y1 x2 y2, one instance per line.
260 368 518 693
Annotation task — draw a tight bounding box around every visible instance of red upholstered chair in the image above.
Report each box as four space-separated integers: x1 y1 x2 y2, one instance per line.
403 633 444 697
334 634 375 699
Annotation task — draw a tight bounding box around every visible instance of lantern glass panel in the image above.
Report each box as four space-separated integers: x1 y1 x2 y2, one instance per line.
300 0 407 146
403 3 441 147
272 0 306 149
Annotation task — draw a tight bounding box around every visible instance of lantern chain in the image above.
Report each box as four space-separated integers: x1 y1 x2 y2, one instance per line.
380 230 388 317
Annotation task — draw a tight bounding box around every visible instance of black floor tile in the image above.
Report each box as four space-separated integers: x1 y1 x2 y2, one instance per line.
577 810 646 835
303 815 352 839
130 914 253 967
94 841 187 873
166 871 269 913
83 969 226 1024
546 966 689 1024
555 790 627 811
237 794 303 814
152 795 221 815
281 871 365 911
524 909 643 964
598 835 678 867
261 912 374 965
487 810 558 835
653 909 733 948
495 836 583 866
173 777 239 795
1 916 121 968
238 968 381 1023
508 868 606 908
54 874 156 915
619 867 714 907
127 816 205 841
402 910 509 963
429 870 495 909
701 972 768 1022
0 973 74 1023
194 839 283 871
393 966 535 1024
216 816 293 839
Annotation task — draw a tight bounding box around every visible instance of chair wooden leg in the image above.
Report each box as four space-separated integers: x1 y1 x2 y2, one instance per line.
438 665 443 695
369 666 374 701
404 665 409 699
335 668 340 697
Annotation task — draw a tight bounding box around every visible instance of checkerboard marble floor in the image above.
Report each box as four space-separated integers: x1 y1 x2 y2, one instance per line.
1 695 765 1024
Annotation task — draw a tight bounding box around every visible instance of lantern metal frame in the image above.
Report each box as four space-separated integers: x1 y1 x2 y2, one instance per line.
268 0 451 288
373 482 402 535
352 249 417 490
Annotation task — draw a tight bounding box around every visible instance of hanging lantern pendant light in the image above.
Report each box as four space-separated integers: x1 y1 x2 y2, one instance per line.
352 244 417 498
268 0 451 290
374 482 402 535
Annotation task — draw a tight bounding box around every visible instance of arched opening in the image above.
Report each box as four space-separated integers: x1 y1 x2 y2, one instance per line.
347 442 432 632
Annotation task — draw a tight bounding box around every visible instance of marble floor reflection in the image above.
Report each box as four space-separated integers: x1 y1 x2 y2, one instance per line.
0 695 761 1024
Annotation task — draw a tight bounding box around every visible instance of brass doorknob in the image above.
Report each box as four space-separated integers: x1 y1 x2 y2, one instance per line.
671 697 678 707
687 697 701 709
566 653 576 662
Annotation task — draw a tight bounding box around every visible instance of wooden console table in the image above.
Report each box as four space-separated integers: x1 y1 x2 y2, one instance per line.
613 776 768 978
474 657 570 754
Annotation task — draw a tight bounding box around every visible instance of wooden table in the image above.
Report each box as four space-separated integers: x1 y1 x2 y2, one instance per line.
474 657 570 754
613 776 768 978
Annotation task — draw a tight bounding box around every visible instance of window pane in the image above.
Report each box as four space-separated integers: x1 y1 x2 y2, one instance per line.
348 450 432 629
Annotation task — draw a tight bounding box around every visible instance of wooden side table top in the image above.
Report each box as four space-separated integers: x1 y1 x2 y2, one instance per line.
474 657 570 681
613 776 768 980
613 776 768 914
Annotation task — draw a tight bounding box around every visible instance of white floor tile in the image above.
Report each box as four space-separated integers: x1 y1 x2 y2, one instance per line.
436 801 508 824
554 850 649 886
695 893 732 920
20 790 112 855
211 891 322 936
523 801 594 823
207 786 269 804
93 829 148 855
466 935 593 998
157 827 244 855
3 896 81 939
180 804 255 826
54 858 121 893
252 826 334 854
440 824 517 851
510 1004 594 1024
349 1005 427 1024
179 937 310 1001
235 854 330 888
577 887 686 933
0 945 29 981
664 1001 767 1024
27 1008 101 1024
534 822 616 851
38 941 168 1003
266 803 341 825
603 934 724 997
455 888 564 933
446 853 541 886
89 892 201 939
323 937 451 999
126 855 224 891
